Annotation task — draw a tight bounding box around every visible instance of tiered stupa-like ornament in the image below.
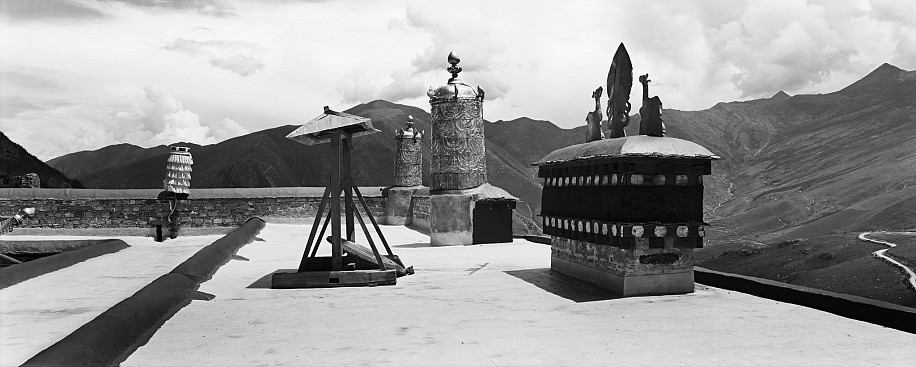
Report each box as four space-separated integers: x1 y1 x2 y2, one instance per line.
535 43 718 296
426 51 517 246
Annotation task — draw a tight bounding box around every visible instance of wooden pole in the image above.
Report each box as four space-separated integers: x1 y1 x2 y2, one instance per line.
343 136 355 242
299 184 331 272
352 186 395 256
310 191 335 258
330 131 342 271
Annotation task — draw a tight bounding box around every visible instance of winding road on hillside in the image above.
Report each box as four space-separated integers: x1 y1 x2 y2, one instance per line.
858 232 916 292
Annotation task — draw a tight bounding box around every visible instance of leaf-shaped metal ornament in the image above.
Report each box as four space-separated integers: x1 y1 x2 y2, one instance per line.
606 43 633 138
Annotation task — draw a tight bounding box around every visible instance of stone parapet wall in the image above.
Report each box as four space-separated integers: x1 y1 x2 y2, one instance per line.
0 188 386 230
551 237 694 277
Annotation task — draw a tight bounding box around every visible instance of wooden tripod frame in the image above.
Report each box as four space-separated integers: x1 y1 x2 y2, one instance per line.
297 130 395 273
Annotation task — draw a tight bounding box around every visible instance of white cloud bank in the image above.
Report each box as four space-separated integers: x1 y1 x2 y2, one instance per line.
163 38 265 76
0 85 248 160
2 0 916 160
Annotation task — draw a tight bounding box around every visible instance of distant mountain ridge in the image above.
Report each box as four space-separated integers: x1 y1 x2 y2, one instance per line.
1 132 83 188
47 63 916 242
46 100 579 233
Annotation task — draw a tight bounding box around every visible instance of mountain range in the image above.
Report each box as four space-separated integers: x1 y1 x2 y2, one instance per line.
45 63 916 244
0 131 82 188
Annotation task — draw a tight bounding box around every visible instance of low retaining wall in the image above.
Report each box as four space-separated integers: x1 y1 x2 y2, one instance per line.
0 187 386 231
22 217 267 366
695 267 916 334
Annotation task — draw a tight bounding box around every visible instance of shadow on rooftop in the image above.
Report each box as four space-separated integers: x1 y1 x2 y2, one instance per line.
247 271 280 289
391 241 432 248
505 268 622 303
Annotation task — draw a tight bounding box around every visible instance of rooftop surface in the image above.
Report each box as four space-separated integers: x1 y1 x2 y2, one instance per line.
3 224 915 366
0 234 223 366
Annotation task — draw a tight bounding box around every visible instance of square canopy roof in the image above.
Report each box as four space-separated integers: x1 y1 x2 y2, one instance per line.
286 106 379 145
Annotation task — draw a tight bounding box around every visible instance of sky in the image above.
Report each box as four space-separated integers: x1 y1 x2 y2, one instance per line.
1 0 915 161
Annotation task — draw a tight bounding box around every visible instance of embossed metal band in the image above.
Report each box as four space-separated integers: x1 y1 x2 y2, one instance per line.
394 136 422 186
429 99 487 190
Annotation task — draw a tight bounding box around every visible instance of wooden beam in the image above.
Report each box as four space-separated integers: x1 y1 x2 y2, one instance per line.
0 253 23 265
272 269 397 289
329 237 411 277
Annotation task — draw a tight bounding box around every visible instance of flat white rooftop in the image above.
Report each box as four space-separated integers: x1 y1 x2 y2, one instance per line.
126 224 914 366
0 234 222 366
2 224 914 366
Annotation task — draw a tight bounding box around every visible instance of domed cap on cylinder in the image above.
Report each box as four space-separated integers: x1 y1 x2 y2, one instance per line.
427 51 484 103
396 115 422 139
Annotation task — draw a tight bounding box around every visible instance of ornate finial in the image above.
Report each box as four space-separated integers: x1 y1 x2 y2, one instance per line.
607 43 633 138
447 51 462 83
405 115 414 130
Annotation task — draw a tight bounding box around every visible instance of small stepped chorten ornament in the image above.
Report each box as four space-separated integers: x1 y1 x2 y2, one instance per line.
153 146 193 242
163 146 193 196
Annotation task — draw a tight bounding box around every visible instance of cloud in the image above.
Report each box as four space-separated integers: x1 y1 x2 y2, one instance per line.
402 4 499 73
335 70 379 103
162 38 265 76
0 86 249 160
379 70 425 102
138 86 250 145
398 2 511 99
0 0 107 20
209 53 264 77
210 118 248 141
707 1 855 97
0 67 74 118
335 69 428 104
105 0 235 16
610 0 916 100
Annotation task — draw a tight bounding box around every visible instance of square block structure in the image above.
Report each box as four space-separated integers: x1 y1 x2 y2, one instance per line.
429 184 517 246
535 136 718 296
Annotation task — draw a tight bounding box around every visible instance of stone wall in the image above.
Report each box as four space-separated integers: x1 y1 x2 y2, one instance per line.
0 188 386 230
408 194 430 233
551 237 694 277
